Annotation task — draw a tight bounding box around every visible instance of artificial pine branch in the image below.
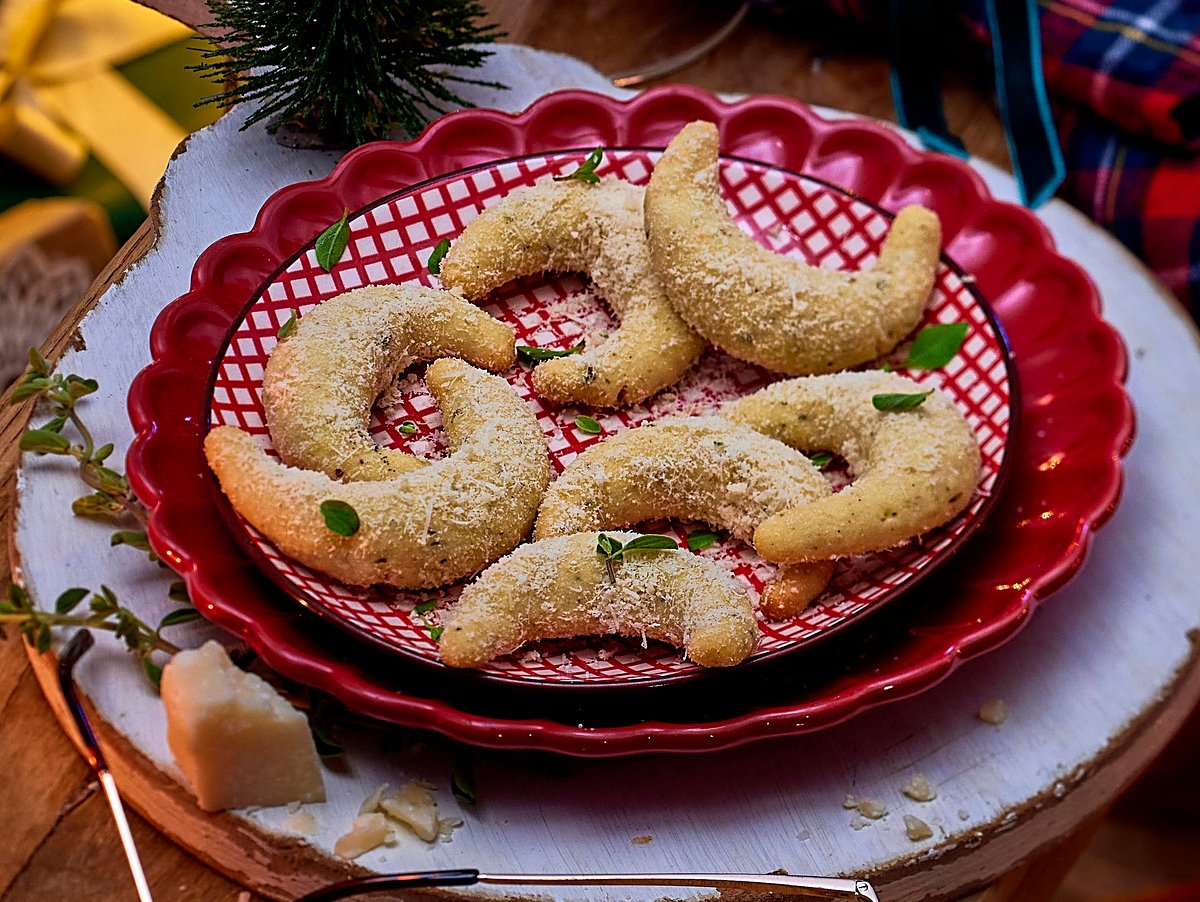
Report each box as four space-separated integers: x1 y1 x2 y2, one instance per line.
194 0 505 146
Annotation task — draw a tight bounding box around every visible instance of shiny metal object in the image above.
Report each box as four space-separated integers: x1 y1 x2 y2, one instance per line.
59 630 154 902
297 869 880 901
479 872 880 900
610 1 751 87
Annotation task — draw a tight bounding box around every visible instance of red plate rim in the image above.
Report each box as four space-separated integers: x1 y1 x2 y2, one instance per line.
127 85 1133 756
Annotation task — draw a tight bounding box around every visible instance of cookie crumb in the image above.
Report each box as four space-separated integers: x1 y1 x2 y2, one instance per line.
901 773 937 802
978 698 1010 725
632 834 653 845
903 815 933 841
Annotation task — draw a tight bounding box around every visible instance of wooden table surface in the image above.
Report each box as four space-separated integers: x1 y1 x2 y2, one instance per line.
0 2 1178 900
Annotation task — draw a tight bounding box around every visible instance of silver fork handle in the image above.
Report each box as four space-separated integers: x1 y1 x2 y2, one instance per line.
478 873 880 900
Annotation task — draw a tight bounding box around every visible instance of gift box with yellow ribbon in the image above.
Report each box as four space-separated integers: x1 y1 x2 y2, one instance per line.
0 0 221 241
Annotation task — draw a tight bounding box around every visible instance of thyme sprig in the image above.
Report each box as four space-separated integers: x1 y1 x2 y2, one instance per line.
14 348 147 534
8 348 196 688
0 583 197 689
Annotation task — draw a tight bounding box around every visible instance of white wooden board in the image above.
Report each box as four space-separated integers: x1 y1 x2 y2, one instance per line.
11 45 1200 902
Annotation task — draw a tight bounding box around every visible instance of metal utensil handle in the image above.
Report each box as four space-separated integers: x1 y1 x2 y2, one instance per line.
479 872 879 900
59 630 155 902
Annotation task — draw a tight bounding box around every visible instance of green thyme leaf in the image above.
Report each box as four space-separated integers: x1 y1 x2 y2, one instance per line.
398 420 418 435
596 533 623 557
65 375 98 399
159 608 201 630
553 147 603 185
575 414 601 435
142 657 163 692
686 530 720 552
517 344 584 365
451 766 477 806
311 723 345 758
277 311 298 341
429 625 444 642
320 499 360 536
27 346 50 377
168 581 190 604
72 493 124 520
93 442 114 462
314 208 350 271
872 390 934 412
20 428 71 455
42 415 68 434
620 534 679 553
414 598 437 615
427 238 451 274
111 530 152 552
901 322 969 370
809 452 834 468
93 466 128 495
54 588 89 614
9 583 30 610
10 382 46 403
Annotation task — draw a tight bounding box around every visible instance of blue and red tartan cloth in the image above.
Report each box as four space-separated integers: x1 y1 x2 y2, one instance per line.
814 0 1200 319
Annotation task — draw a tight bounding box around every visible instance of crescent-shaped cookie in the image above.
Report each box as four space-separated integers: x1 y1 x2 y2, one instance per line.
534 416 835 618
263 284 515 482
439 178 706 407
205 359 550 589
644 121 942 375
438 531 758 668
722 371 981 562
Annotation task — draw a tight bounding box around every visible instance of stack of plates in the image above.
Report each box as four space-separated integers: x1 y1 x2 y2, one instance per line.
127 86 1131 757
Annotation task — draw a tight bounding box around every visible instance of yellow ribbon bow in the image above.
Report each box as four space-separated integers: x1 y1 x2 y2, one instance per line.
0 0 193 209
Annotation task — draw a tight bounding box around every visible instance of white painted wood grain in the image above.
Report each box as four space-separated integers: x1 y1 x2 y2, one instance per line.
12 45 1200 901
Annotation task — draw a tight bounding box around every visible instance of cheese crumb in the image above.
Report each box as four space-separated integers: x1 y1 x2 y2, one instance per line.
378 783 441 842
282 809 318 835
359 783 389 815
977 698 1010 725
335 813 390 859
901 773 937 802
161 641 325 812
903 814 933 841
855 797 888 819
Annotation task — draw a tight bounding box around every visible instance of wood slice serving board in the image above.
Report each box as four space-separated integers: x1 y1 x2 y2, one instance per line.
10 46 1200 902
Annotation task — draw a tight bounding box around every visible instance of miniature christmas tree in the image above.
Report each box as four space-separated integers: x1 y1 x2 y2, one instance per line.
195 0 503 146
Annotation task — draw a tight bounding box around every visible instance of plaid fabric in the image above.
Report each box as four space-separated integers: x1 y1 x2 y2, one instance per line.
797 0 1200 317
963 0 1200 150
1057 104 1200 312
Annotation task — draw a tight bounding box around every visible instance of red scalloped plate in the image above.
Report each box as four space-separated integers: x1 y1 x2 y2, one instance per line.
127 86 1131 755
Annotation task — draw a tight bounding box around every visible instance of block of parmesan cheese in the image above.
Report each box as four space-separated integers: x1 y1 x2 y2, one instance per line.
161 640 325 811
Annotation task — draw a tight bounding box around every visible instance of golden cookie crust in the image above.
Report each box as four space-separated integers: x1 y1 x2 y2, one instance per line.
439 179 706 407
722 371 982 562
644 121 942 375
263 284 515 482
535 416 835 618
206 359 550 589
439 531 757 668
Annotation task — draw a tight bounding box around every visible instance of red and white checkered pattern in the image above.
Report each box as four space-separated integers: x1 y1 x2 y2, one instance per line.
209 150 1011 685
